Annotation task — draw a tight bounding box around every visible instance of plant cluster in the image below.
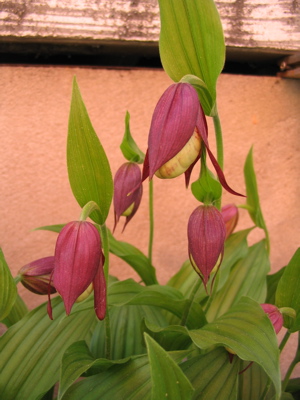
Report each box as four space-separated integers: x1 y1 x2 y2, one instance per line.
0 0 300 399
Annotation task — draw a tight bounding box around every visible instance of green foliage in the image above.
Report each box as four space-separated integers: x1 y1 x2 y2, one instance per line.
0 249 17 321
120 111 145 163
67 77 113 225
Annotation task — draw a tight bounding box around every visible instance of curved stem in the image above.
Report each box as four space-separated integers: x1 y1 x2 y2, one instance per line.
79 200 101 222
148 179 154 264
279 330 291 352
212 108 224 210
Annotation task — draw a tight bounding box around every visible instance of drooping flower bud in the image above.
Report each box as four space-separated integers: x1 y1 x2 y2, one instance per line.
221 204 239 239
48 221 106 320
113 162 143 232
19 256 56 295
188 205 226 288
142 82 244 196
261 304 283 334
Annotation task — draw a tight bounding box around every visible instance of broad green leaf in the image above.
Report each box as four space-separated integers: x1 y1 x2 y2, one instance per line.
120 111 145 163
0 296 97 400
107 229 157 285
189 297 281 399
62 354 151 400
145 334 194 400
0 249 17 320
67 77 113 225
266 267 285 305
276 248 300 330
158 0 225 115
90 303 168 360
35 224 65 233
1 293 28 328
243 148 269 250
181 347 240 400
58 340 130 399
142 319 192 351
206 240 269 321
238 361 273 400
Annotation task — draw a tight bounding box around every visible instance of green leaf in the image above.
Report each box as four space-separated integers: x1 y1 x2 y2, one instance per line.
189 297 281 399
107 229 157 285
158 0 225 115
61 354 152 400
238 361 273 400
1 293 28 328
35 224 65 233
67 77 113 225
145 334 194 400
266 267 286 305
142 319 192 351
243 147 269 250
191 163 222 204
181 347 240 400
90 303 168 360
120 111 145 163
206 240 269 321
275 248 300 330
0 297 97 400
59 341 130 399
0 249 17 320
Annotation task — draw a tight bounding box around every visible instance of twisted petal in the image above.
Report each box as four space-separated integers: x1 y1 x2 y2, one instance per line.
93 252 106 320
53 221 101 315
261 304 283 334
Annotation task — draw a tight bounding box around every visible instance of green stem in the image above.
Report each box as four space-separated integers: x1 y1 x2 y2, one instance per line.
79 200 101 222
212 108 224 210
148 179 154 264
282 332 300 392
180 279 202 326
14 275 21 285
279 331 291 352
99 223 111 359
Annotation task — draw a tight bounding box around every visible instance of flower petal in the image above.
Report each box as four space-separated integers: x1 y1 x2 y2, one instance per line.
93 253 106 320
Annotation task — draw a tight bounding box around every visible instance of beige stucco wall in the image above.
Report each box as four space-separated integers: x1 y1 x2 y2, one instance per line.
1 65 300 373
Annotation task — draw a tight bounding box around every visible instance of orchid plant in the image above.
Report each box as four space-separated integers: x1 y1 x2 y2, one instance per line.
1 0 300 399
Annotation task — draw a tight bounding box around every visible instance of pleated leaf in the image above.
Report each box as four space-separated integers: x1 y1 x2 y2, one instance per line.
206 240 269 322
238 361 273 400
266 267 285 305
1 293 28 328
275 248 300 331
0 296 97 400
145 334 194 400
0 248 17 320
58 340 130 399
158 0 225 114
90 304 168 360
67 77 113 225
181 347 240 400
61 349 189 399
107 229 157 285
189 297 281 399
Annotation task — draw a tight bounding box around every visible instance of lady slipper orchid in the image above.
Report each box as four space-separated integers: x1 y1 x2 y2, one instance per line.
113 162 143 232
19 256 56 295
48 221 106 320
188 205 226 288
142 82 243 196
221 204 239 239
261 304 283 334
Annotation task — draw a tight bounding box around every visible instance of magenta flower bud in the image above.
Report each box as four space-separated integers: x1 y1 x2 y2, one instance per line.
141 83 244 196
19 256 56 295
113 162 143 232
48 221 106 319
261 304 283 334
221 204 239 239
188 205 226 288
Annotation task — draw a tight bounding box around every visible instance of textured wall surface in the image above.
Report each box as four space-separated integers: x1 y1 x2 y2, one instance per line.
0 65 299 372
